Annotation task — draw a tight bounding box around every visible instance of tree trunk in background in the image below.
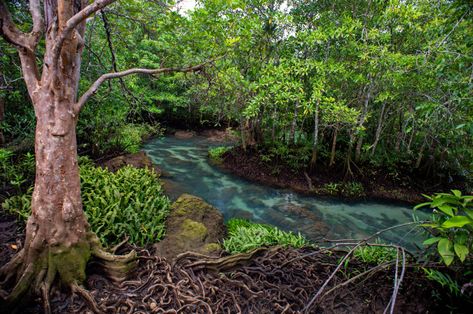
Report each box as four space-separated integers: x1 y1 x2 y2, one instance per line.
289 101 299 146
354 81 372 162
240 117 247 151
370 103 386 157
329 127 338 167
309 100 319 171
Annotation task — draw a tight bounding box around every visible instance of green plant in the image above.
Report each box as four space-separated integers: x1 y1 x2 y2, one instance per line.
0 149 35 192
322 183 341 195
353 240 397 264
423 268 461 296
415 190 473 266
2 159 170 247
341 182 365 198
208 146 231 162
223 218 308 254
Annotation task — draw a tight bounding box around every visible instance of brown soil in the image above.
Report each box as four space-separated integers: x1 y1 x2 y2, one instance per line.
220 146 467 204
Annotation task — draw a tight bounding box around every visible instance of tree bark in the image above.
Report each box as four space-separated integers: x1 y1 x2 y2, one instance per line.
370 102 386 157
289 101 299 146
309 100 319 171
329 127 338 167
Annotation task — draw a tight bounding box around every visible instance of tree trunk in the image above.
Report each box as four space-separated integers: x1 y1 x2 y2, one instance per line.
354 81 372 162
309 101 319 171
289 101 299 146
370 103 386 157
0 2 136 309
329 127 338 167
240 117 247 151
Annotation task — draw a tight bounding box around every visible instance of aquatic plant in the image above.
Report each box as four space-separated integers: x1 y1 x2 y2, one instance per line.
223 218 308 254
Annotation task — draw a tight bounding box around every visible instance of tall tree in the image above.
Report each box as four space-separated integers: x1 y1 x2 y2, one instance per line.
0 0 210 310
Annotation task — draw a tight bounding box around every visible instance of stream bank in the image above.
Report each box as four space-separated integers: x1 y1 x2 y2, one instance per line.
219 145 468 205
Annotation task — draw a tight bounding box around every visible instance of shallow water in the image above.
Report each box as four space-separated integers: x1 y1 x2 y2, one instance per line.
143 136 429 248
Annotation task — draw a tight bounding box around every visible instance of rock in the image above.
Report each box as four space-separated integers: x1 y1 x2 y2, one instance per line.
154 194 225 261
174 130 195 139
101 151 161 175
200 128 238 142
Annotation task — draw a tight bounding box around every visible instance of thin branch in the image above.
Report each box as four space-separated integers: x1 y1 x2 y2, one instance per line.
74 57 221 113
302 221 420 313
29 0 44 46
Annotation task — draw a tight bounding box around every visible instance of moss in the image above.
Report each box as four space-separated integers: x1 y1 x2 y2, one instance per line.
179 219 208 241
53 241 91 285
171 194 212 217
203 243 221 253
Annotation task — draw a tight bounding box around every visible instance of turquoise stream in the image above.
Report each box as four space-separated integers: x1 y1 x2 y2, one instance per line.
144 136 429 248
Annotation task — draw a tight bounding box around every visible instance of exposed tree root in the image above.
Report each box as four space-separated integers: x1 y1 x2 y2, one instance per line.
0 232 137 313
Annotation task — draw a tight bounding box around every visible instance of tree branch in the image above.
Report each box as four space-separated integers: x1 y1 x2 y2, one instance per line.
74 58 220 113
29 0 44 46
0 1 33 51
52 0 118 68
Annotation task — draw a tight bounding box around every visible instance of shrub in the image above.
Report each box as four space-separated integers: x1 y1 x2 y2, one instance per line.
341 181 365 197
208 146 231 162
0 148 35 192
2 158 170 246
415 190 473 266
223 218 308 254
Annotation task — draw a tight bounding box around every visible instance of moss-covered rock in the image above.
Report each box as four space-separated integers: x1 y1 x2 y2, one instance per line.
154 194 225 261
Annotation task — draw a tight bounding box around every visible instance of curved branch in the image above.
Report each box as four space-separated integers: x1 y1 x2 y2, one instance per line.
74 58 220 113
0 1 33 50
52 0 118 68
29 0 44 46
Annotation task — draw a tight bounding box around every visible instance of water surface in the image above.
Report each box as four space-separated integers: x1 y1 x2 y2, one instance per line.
144 136 429 248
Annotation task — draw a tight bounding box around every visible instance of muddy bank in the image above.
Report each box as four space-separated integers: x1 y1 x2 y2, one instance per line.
219 146 465 205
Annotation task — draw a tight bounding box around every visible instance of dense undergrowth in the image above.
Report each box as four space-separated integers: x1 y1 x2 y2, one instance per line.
2 157 170 246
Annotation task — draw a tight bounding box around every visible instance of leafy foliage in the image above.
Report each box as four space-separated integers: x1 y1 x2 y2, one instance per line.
415 190 473 266
2 158 170 246
223 218 308 254
0 149 35 193
208 146 231 162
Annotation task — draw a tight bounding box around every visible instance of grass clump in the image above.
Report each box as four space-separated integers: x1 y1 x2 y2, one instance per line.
223 218 308 254
208 146 231 162
353 240 397 264
2 157 170 246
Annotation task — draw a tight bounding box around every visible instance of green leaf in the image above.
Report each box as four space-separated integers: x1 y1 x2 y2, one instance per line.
438 239 454 266
423 237 442 246
451 190 461 198
437 204 454 217
441 216 473 228
414 202 431 210
464 208 473 220
453 243 469 262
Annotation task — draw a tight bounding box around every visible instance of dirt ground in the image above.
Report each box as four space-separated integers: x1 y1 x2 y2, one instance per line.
220 146 468 205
